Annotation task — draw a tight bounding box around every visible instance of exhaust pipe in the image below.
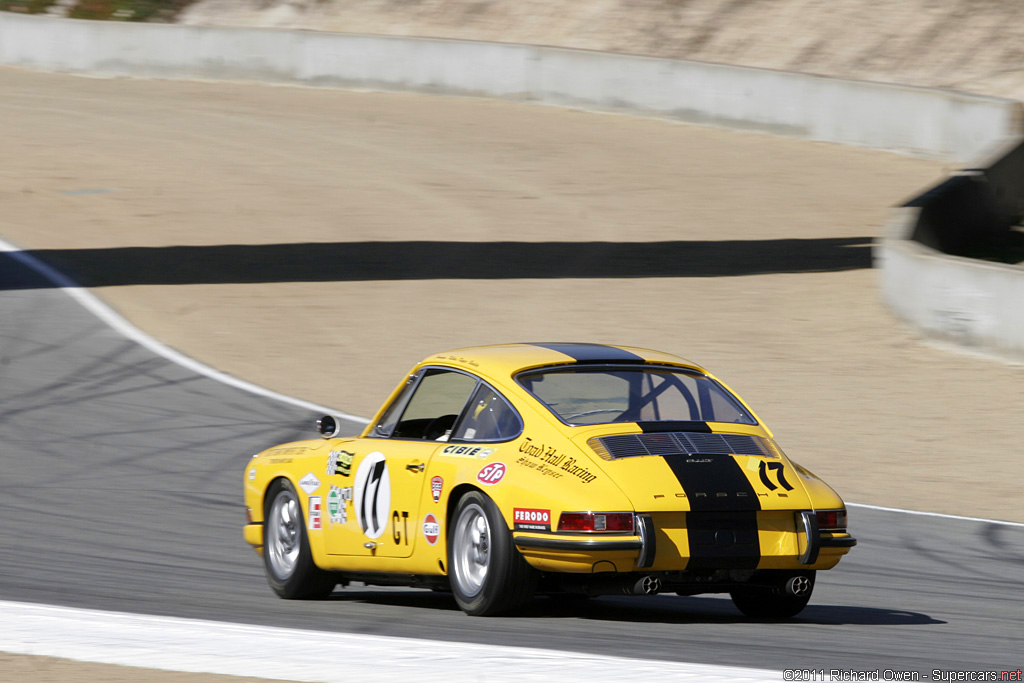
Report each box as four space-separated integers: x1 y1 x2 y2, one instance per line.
574 575 662 597
785 575 812 597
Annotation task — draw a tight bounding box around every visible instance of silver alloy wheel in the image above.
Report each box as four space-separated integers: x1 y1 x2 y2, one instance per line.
266 489 301 580
451 502 491 597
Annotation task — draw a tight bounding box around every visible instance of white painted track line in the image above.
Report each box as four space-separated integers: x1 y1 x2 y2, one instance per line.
0 601 778 682
0 236 369 425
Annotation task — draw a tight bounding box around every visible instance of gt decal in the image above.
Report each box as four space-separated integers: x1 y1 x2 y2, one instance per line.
758 461 794 491
423 513 440 545
327 450 355 477
308 496 322 530
513 508 551 532
353 451 390 539
392 510 410 546
477 462 506 485
327 485 352 525
430 476 444 503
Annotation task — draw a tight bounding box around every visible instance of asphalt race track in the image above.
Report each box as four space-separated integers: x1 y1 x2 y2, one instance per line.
1 250 1022 676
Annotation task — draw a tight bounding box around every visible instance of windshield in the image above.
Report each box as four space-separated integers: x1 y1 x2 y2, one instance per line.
516 365 757 426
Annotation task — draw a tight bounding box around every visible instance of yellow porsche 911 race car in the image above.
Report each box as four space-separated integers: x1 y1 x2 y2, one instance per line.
243 343 855 618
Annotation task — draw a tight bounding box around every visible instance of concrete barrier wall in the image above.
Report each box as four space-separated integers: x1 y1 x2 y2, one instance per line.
876 135 1024 362
0 11 1019 162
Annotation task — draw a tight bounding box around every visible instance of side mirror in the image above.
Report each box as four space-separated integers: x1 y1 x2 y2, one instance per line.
317 415 342 439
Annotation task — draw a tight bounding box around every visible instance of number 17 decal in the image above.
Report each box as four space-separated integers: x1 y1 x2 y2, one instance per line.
758 461 794 491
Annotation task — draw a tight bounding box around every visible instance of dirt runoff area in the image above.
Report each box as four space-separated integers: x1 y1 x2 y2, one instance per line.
4 65 1023 525
179 0 1024 102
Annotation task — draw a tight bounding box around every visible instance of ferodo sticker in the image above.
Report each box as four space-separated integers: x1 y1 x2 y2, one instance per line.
353 452 390 539
423 513 440 545
513 508 551 532
308 496 322 530
430 476 444 503
298 472 321 495
477 462 506 486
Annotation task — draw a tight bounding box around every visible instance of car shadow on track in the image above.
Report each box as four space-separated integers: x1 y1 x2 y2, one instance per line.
323 588 942 626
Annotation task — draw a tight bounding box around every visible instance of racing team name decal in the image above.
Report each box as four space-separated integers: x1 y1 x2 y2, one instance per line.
513 508 551 532
477 462 506 485
518 437 598 484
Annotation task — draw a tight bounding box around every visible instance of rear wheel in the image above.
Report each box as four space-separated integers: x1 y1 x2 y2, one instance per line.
448 491 537 616
730 571 815 619
263 479 336 599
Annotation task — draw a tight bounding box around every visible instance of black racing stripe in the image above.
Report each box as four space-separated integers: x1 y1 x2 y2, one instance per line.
527 342 646 364
685 511 761 570
663 454 760 512
638 421 712 433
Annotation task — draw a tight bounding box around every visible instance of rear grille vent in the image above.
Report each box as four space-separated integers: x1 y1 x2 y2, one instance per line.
590 432 772 461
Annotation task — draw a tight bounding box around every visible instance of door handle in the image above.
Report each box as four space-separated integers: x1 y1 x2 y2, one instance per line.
406 463 425 473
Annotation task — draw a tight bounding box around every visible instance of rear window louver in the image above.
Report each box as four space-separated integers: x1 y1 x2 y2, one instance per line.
590 432 774 461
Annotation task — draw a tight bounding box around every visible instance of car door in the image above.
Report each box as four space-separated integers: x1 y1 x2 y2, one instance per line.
324 367 479 558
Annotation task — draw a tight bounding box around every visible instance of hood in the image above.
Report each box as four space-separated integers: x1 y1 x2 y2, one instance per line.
573 427 813 513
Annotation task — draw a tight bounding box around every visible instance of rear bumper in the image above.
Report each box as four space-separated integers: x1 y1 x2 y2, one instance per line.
513 511 856 574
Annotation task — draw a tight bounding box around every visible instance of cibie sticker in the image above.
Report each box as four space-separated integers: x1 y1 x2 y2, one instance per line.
423 513 440 545
353 451 390 539
298 472 321 495
308 496 322 530
513 508 551 532
430 476 444 503
477 462 506 486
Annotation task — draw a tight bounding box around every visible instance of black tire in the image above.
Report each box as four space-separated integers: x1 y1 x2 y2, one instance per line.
730 571 815 619
263 479 336 600
447 490 538 616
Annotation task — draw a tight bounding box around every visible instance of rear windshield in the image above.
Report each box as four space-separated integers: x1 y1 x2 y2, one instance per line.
516 365 756 426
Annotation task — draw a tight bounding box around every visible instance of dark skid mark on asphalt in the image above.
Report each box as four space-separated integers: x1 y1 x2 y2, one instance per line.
2 238 873 289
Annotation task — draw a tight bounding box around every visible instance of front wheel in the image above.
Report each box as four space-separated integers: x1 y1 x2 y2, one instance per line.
448 491 537 616
730 571 815 619
263 479 336 599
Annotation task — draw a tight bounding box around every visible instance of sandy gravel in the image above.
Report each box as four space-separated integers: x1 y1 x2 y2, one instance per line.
7 65 1023 525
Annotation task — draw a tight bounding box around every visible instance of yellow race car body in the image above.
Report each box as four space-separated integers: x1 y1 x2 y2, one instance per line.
244 343 855 617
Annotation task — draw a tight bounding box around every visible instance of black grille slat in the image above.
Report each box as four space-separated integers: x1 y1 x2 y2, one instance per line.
594 432 769 460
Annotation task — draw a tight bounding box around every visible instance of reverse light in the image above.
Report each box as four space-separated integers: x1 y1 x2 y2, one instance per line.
557 512 634 533
815 509 847 531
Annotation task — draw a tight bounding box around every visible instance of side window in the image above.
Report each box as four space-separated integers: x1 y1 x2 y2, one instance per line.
390 369 478 441
451 385 523 442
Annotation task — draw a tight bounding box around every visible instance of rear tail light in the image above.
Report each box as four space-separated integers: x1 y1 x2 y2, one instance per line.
557 512 634 533
815 509 847 531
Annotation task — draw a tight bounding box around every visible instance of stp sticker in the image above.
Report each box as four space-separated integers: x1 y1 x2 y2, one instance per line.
423 513 440 545
513 507 551 532
308 496 322 530
430 476 444 503
298 472 321 495
353 451 390 539
477 462 506 486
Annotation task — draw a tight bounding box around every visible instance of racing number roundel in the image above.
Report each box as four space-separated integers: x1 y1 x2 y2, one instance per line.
353 451 390 539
